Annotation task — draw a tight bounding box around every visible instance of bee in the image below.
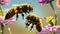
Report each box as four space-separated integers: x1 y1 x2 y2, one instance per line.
25 14 43 32
5 3 33 20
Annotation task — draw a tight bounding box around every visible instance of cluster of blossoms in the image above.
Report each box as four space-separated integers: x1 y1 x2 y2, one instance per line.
36 24 60 34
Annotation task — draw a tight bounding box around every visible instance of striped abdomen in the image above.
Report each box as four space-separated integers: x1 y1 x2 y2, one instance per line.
5 8 16 20
36 23 42 32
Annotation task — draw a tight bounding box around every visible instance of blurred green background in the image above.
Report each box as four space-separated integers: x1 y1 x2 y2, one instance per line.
0 0 60 34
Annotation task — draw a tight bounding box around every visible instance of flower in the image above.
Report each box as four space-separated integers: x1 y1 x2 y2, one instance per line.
36 24 60 34
0 16 16 24
46 16 53 23
38 0 54 4
0 0 10 5
56 0 60 7
0 12 15 24
0 16 15 34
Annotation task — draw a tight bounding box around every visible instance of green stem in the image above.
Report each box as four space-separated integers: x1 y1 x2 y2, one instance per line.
49 21 54 26
1 23 4 34
0 6 4 16
0 6 4 34
50 2 57 26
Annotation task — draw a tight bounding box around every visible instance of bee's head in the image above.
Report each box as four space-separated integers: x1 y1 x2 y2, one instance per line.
26 15 31 20
28 5 33 12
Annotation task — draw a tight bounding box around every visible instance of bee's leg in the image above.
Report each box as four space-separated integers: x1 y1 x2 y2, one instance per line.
27 10 30 14
16 13 19 20
25 20 31 28
25 22 30 28
28 12 30 14
24 12 27 14
30 24 34 31
22 13 24 19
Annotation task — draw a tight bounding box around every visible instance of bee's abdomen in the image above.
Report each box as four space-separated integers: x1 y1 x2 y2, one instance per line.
5 9 15 20
36 24 42 32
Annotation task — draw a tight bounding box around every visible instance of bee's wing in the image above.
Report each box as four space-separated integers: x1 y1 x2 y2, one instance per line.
5 10 15 20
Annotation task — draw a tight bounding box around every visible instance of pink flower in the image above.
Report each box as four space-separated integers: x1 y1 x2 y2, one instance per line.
36 24 60 34
0 0 10 5
0 16 16 24
38 0 54 4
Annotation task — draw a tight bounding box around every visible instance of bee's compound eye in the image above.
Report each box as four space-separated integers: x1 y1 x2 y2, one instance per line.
26 16 30 20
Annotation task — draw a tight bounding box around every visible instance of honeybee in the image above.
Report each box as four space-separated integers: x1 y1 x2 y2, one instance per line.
25 14 43 32
5 3 33 20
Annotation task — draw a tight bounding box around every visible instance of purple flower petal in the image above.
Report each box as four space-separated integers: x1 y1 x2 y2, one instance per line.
38 0 46 4
36 25 60 34
36 32 40 34
0 16 15 24
38 0 54 4
56 26 60 32
7 19 16 24
52 26 57 32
